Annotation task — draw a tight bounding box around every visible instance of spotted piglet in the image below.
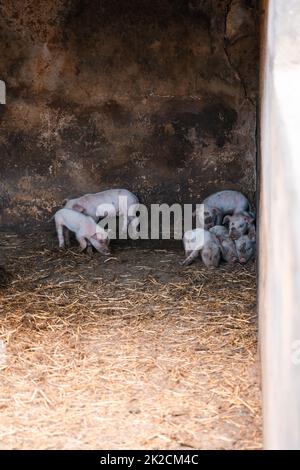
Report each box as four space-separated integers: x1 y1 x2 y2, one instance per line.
182 229 221 268
195 204 223 230
203 190 250 215
209 225 238 264
223 212 256 240
235 234 256 264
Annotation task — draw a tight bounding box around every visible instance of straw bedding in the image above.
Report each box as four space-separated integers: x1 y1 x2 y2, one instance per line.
0 225 262 449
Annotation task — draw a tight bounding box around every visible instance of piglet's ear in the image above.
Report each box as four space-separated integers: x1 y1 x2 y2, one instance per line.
73 204 85 213
92 231 107 241
244 214 255 224
223 215 231 225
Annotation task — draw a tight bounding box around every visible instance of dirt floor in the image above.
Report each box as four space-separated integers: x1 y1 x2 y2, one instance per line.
0 224 262 450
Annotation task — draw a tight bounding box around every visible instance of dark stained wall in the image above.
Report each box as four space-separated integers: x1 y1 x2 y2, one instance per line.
0 0 259 222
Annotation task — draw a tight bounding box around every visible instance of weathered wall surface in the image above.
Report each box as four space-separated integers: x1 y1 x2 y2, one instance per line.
0 0 259 223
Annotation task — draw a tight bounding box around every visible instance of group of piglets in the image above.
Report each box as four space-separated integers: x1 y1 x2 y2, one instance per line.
182 190 256 268
53 189 139 255
53 188 255 269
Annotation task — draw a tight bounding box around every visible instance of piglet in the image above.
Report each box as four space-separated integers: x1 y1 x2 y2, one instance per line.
182 229 221 268
209 225 238 264
223 212 256 240
54 208 110 255
195 204 223 230
235 234 256 264
64 188 139 233
203 190 250 215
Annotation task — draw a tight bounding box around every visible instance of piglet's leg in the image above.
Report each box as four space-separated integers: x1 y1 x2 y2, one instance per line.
55 221 65 249
86 242 93 255
76 235 88 252
63 227 71 247
181 249 200 266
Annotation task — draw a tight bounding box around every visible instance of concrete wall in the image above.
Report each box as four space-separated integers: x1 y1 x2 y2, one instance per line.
0 0 259 223
260 0 300 450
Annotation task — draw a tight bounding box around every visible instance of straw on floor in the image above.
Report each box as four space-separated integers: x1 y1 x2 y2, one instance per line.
0 226 262 449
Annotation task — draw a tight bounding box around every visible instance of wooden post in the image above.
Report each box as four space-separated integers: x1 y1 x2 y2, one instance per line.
260 0 300 450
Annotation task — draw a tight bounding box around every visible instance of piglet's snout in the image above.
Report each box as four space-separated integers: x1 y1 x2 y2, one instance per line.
102 246 111 255
229 229 240 240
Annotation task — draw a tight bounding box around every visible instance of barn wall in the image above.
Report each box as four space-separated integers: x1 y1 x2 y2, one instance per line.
0 0 259 223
